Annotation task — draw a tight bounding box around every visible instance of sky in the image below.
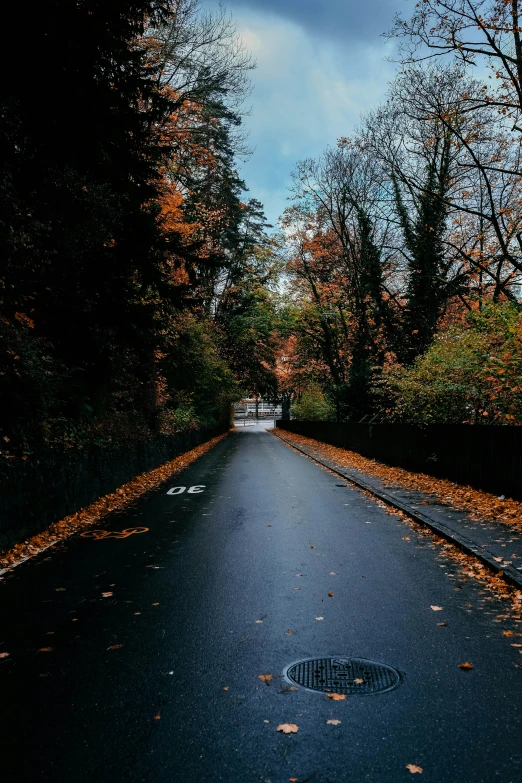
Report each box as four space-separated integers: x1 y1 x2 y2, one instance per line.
205 0 407 226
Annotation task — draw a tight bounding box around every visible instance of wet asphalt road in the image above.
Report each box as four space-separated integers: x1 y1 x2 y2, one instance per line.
1 424 521 783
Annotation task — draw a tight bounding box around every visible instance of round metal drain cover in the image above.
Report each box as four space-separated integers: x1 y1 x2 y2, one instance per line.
285 657 401 695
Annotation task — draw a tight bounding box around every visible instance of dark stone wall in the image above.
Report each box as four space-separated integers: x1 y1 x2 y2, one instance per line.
0 426 227 550
277 421 522 501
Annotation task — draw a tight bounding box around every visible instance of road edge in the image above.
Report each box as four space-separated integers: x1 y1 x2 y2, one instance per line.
0 431 229 577
272 429 522 591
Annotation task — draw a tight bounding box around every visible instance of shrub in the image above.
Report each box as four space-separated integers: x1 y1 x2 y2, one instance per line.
375 303 522 424
291 386 336 421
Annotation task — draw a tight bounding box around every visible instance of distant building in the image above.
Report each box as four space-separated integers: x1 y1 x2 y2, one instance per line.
233 397 282 419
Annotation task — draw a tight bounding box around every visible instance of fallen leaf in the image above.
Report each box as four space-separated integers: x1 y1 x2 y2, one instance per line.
154 713 161 720
258 674 273 684
406 764 423 774
39 647 53 652
315 616 324 621
102 592 113 598
511 644 522 647
277 723 299 733
402 537 410 541
430 605 443 611
328 592 334 597
55 588 66 591
223 686 229 690
134 612 141 615
353 678 364 684
108 644 123 650
437 622 448 627
267 524 272 527
459 662 473 670
286 630 293 635
327 693 346 700
0 652 9 659
293 587 301 591
329 571 337 575
503 630 514 637
255 619 263 623
493 557 503 562
152 602 160 606
326 719 341 725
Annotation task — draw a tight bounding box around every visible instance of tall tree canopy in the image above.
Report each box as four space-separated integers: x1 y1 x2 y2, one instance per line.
0 0 279 454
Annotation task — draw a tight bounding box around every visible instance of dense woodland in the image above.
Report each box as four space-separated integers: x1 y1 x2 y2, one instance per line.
1 0 281 457
2 0 522 464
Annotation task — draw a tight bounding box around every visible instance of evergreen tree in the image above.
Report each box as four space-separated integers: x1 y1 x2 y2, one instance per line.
392 136 454 361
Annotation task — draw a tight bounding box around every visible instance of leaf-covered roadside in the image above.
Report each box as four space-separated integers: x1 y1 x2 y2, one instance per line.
273 429 522 627
0 433 226 573
273 430 522 532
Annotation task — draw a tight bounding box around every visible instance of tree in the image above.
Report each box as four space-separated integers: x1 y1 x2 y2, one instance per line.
390 0 522 125
282 144 399 419
389 4 522 295
363 63 522 319
390 139 455 359
0 0 274 455
0 1 176 450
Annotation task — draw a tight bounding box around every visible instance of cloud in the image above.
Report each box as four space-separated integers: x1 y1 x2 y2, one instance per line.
203 2 399 225
219 0 399 43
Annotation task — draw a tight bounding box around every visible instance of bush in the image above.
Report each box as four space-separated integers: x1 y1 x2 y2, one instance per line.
375 303 522 424
291 386 336 421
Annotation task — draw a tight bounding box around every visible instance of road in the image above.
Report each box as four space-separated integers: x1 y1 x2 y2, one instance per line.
1 424 521 782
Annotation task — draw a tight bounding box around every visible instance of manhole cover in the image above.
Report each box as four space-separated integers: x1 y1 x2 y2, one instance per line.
284 657 401 695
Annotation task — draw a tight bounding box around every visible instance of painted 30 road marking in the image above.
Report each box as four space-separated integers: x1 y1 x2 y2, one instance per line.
166 485 206 495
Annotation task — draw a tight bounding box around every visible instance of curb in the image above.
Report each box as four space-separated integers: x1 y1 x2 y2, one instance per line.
272 430 522 592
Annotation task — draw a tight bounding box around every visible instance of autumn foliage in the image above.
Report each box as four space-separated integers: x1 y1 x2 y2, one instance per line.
280 1 522 423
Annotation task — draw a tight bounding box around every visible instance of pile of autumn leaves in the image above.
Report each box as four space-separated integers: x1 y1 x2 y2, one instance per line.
276 430 522 533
